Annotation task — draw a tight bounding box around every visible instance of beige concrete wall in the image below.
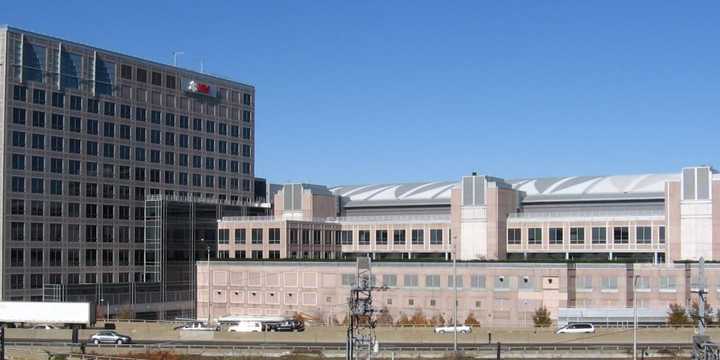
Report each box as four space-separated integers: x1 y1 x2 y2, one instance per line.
713 180 720 261
309 194 337 219
197 261 719 327
450 188 461 255
666 181 682 262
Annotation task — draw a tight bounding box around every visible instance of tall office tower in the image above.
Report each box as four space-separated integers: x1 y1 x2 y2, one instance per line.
0 26 256 304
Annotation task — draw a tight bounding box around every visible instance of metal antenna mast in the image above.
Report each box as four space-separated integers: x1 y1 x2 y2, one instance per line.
692 257 719 360
346 257 385 360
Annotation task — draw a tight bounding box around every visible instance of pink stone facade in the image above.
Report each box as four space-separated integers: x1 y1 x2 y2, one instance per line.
218 168 720 263
197 261 720 327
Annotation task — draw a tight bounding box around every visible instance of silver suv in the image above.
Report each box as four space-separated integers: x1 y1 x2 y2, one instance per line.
89 330 132 345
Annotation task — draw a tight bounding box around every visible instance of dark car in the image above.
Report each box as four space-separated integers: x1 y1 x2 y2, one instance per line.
265 320 304 332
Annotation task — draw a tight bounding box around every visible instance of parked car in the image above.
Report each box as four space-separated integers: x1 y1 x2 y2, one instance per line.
32 324 58 330
433 325 471 334
228 321 263 333
174 322 219 331
89 330 132 345
265 320 305 332
556 323 595 334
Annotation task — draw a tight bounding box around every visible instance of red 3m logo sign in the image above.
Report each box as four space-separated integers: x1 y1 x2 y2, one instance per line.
183 78 218 98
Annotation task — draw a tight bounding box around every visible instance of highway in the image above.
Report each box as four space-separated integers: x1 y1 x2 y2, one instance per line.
4 338 693 352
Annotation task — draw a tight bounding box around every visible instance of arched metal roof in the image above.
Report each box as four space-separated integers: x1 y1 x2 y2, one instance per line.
329 173 678 207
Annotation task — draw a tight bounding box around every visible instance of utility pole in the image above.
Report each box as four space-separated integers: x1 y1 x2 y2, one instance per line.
201 237 211 325
453 240 458 353
633 275 639 360
0 325 5 360
691 258 719 360
172 51 184 67
346 257 386 360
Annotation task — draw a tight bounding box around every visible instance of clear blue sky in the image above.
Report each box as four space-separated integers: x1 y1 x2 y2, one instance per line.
5 1 720 185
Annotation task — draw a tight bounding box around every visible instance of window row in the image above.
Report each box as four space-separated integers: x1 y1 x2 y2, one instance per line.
9 248 144 268
10 174 251 194
11 106 252 139
219 228 281 245
507 226 666 245
287 229 445 246
10 131 252 158
340 273 526 290
8 271 145 289
11 155 251 177
9 222 145 243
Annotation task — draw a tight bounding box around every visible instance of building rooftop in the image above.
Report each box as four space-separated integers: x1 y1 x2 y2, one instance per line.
1 25 254 89
329 173 679 207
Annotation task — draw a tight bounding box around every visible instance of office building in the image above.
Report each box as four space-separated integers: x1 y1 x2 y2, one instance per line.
218 166 720 263
0 26 258 307
198 260 719 327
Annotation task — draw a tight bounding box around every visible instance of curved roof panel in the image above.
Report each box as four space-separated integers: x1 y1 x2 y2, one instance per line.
330 173 678 207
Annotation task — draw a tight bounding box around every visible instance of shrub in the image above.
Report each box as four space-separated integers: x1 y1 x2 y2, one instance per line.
532 306 552 328
464 312 480 326
690 301 714 326
375 306 394 325
667 303 690 327
410 310 428 325
430 314 446 326
396 313 411 326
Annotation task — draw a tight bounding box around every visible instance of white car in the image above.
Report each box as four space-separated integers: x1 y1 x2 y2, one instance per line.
228 321 263 333
556 323 595 334
174 322 219 331
32 324 58 330
433 325 471 334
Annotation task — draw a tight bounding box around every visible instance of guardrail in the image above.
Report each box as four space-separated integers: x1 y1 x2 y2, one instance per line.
99 319 720 329
5 340 693 353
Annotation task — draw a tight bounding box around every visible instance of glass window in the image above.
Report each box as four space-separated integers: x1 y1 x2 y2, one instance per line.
95 58 116 96
549 227 563 244
508 228 521 245
613 226 629 244
636 226 652 244
659 226 666 244
12 107 25 124
375 230 388 245
602 276 618 290
341 274 356 287
495 275 510 290
23 43 46 83
592 227 607 244
576 275 593 291
425 275 440 288
231 228 245 244
430 229 443 245
52 92 64 108
660 276 676 290
269 228 281 244
403 274 419 288
61 51 81 89
471 274 486 289
570 227 584 245
528 228 542 245
251 228 263 244
393 230 405 245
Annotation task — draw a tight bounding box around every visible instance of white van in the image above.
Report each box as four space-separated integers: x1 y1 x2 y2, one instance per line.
556 323 595 334
228 321 263 333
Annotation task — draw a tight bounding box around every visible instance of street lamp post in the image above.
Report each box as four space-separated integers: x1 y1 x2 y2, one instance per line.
633 275 639 360
100 298 109 321
201 237 211 325
452 238 458 353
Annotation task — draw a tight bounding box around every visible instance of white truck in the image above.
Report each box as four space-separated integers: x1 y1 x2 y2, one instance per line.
0 301 96 328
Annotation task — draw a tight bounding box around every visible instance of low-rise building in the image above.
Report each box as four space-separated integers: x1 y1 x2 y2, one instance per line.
197 260 719 327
